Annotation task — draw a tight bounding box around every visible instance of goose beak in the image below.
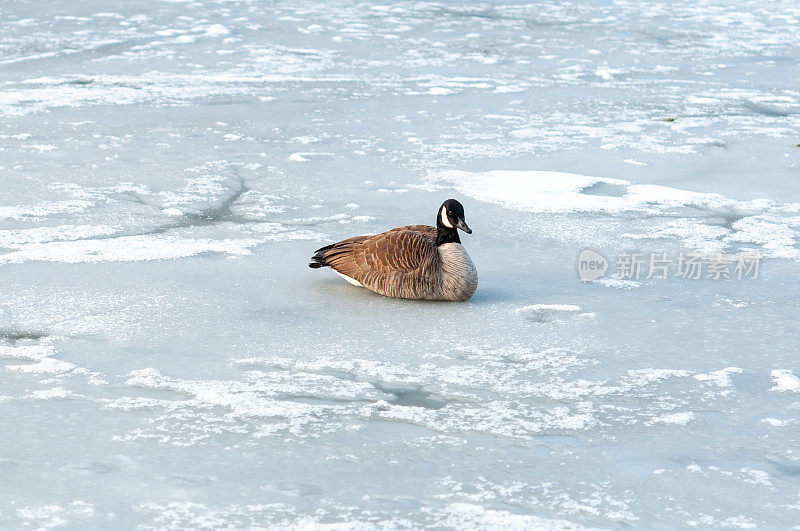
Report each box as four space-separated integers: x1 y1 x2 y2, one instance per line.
456 217 472 234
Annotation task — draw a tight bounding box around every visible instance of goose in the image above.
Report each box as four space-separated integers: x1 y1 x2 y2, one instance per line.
309 199 478 301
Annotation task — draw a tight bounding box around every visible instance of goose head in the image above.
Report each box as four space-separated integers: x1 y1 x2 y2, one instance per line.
436 199 471 245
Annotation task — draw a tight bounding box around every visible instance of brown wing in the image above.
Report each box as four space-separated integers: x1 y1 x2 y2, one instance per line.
386 225 437 239
314 226 437 292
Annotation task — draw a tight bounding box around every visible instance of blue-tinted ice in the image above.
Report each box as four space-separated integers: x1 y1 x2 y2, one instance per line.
1 0 799 528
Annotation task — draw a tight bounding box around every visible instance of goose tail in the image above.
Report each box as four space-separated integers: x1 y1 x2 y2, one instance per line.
308 243 335 269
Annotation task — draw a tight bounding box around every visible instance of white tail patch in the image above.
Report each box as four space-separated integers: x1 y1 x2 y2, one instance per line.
439 206 453 228
336 271 363 287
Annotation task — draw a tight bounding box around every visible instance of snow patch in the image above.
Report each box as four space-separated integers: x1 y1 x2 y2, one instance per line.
426 170 800 260
0 235 261 265
651 412 694 425
694 367 742 387
770 369 800 392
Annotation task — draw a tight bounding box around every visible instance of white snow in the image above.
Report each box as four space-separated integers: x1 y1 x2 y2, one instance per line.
770 370 800 393
0 201 93 221
694 367 743 387
0 235 262 264
761 418 789 427
651 412 695 425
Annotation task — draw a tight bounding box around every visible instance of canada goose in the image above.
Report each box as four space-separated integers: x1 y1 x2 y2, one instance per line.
309 199 478 301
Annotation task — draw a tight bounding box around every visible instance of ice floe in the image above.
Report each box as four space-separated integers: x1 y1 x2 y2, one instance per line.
428 169 800 260
0 235 261 264
770 369 800 393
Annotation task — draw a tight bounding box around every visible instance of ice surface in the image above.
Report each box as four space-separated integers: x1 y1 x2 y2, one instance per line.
1 0 800 528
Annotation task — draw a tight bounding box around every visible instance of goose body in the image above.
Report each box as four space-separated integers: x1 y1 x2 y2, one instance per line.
309 200 478 301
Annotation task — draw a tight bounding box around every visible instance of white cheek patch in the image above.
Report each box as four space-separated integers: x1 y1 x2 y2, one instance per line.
440 206 453 228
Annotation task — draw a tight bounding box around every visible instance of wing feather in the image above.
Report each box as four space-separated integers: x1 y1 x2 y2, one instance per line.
315 226 437 295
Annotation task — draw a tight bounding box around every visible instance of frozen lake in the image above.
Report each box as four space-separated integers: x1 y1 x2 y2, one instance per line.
1 0 799 528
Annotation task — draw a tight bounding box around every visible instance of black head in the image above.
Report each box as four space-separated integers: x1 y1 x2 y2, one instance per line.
436 199 472 246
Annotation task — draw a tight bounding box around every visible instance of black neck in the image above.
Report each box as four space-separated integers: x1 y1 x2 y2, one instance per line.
436 225 460 246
